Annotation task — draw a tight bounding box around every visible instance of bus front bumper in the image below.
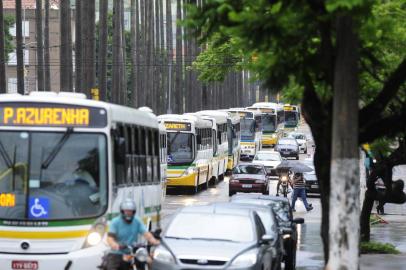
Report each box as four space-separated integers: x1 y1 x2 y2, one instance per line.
166 173 197 187
0 244 107 270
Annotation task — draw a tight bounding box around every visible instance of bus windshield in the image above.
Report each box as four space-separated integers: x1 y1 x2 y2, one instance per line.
167 133 194 164
0 131 107 220
240 119 255 140
262 115 276 133
285 111 298 127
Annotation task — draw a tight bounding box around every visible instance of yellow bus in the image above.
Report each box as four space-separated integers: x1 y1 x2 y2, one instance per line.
248 102 284 147
157 114 213 194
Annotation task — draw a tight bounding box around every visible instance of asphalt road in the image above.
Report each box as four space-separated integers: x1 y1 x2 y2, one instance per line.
160 123 324 269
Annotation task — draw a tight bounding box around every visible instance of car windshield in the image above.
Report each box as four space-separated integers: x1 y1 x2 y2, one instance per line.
262 115 276 133
233 165 265 175
0 131 107 220
166 213 255 242
254 152 281 161
278 139 297 146
285 112 298 126
240 118 255 140
289 134 305 140
167 133 194 164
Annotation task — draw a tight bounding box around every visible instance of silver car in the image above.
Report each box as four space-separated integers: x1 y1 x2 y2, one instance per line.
152 203 276 270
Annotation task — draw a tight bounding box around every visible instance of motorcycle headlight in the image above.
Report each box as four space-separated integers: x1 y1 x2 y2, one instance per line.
153 246 175 263
281 176 288 181
231 249 258 267
135 247 149 262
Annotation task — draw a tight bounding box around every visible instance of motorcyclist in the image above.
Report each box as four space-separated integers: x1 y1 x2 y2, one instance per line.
105 199 160 270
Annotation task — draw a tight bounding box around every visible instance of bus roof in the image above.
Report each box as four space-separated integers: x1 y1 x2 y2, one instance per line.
227 108 262 119
158 114 212 129
0 92 159 129
195 110 228 125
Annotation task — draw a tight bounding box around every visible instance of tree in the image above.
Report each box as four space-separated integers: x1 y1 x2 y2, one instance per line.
75 0 81 92
185 0 406 267
98 0 108 100
165 0 173 113
16 0 24 94
35 0 44 91
80 0 95 97
0 6 15 93
112 0 124 104
44 0 51 91
60 0 73 92
130 0 138 105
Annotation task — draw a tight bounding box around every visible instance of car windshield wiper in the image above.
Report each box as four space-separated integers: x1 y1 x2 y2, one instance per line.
189 237 234 242
165 236 191 240
41 127 73 169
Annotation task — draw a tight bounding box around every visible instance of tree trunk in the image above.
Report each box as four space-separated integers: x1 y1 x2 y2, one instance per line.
165 0 173 113
327 15 360 270
98 0 108 100
75 0 81 92
175 0 183 113
80 0 95 97
139 0 146 106
112 0 123 104
158 0 165 114
44 0 50 91
131 0 137 106
35 0 44 91
120 0 127 105
60 0 73 92
0 0 6 93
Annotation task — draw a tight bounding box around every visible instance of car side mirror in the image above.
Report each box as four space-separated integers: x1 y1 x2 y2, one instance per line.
114 136 126 164
259 234 274 245
293 218 304 224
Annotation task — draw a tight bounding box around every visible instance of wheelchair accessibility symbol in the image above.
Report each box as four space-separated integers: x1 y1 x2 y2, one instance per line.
29 197 49 219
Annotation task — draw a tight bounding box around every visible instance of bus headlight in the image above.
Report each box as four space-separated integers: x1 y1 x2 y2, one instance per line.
182 167 197 176
87 231 102 246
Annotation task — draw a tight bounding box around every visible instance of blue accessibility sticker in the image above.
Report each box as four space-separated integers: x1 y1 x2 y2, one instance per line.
29 197 49 219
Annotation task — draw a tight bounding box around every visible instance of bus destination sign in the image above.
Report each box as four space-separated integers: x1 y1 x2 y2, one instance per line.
0 103 107 128
164 122 191 131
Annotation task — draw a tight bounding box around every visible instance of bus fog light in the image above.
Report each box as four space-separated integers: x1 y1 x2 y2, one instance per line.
87 232 102 246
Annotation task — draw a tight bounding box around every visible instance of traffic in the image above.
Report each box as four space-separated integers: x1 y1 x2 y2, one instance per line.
0 93 318 270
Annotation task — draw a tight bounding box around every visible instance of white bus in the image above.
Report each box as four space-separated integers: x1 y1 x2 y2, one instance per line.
0 92 163 269
157 114 213 194
225 113 241 173
248 102 284 147
159 122 167 199
195 111 229 184
228 108 262 161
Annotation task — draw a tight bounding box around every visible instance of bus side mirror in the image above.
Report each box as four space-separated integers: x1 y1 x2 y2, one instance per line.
196 135 202 145
114 137 126 164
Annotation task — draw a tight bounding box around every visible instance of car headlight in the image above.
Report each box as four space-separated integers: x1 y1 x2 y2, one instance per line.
153 246 175 263
231 249 258 267
87 231 102 246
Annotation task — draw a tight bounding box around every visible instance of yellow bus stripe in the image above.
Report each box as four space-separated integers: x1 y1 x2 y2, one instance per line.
0 230 89 239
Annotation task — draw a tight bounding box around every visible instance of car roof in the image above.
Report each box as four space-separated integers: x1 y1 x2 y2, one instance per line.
237 162 265 167
179 203 254 217
231 194 291 204
220 202 271 212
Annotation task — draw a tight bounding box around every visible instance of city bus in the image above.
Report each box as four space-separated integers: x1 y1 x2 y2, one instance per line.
195 110 229 184
247 102 284 147
157 114 213 194
0 92 163 269
227 108 262 161
283 104 300 132
225 113 241 173
159 122 167 199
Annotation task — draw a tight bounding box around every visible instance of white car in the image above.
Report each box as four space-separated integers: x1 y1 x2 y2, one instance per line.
287 132 308 153
252 150 283 177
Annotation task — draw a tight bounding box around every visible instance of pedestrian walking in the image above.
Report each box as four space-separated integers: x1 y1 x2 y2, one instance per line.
291 172 313 212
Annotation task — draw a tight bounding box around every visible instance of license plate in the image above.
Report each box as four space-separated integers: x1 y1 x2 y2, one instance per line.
311 185 319 188
242 184 252 188
283 152 289 155
12 261 38 270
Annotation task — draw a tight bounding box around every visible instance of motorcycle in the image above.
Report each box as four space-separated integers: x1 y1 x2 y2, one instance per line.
278 174 291 197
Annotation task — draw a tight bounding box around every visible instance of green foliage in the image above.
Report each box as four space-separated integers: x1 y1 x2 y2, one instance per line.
4 15 15 60
360 241 400 254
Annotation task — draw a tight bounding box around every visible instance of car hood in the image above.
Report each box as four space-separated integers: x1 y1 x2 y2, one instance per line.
232 174 266 180
165 238 254 261
252 160 281 168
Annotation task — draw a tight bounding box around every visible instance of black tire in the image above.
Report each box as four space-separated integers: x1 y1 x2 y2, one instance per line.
285 243 296 270
296 155 299 160
304 148 308 154
229 190 235 197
